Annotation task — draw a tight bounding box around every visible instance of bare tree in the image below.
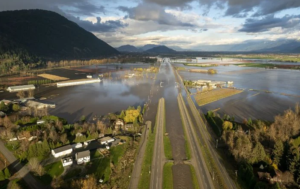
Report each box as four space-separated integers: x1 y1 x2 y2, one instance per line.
28 157 40 172
28 90 35 98
16 91 26 99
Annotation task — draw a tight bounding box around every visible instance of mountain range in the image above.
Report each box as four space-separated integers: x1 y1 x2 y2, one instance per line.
0 9 118 62
118 39 300 53
117 44 177 54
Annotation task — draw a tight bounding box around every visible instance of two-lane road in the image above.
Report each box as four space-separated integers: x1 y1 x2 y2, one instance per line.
150 98 165 189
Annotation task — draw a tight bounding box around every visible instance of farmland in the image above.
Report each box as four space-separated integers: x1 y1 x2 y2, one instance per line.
38 74 69 81
194 88 243 106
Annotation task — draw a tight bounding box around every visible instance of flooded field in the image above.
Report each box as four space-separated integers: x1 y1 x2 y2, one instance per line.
176 63 300 121
0 63 160 123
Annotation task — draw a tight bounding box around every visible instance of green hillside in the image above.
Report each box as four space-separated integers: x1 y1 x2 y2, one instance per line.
0 9 118 74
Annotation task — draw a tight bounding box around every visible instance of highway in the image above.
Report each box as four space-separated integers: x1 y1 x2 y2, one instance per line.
150 98 165 189
177 93 215 189
174 63 236 189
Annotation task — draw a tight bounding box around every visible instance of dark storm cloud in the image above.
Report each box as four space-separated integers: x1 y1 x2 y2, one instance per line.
71 17 127 32
144 0 300 17
119 3 194 27
239 15 300 33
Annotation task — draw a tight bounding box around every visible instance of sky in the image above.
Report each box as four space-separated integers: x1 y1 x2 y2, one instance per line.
0 0 300 50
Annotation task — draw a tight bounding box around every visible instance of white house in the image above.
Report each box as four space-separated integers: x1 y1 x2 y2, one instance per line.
72 143 83 149
100 137 115 145
61 157 73 167
7 85 35 92
51 145 73 158
76 150 90 164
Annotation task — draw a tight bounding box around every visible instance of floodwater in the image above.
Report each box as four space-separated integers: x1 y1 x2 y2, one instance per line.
176 63 300 121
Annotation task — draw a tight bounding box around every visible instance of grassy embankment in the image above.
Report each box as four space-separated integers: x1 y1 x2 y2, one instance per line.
194 88 243 106
236 63 300 70
162 98 173 160
137 102 159 189
220 54 300 62
162 162 174 189
189 165 201 189
177 96 192 160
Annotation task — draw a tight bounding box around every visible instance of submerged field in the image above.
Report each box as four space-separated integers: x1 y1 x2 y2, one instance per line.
194 88 243 106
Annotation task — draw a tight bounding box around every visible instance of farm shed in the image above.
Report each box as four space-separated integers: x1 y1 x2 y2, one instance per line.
7 85 35 92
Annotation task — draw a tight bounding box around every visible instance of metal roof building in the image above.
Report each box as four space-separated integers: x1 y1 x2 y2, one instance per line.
7 85 35 92
56 78 100 87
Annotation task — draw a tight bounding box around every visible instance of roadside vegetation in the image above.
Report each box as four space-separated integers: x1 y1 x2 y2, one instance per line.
162 98 173 160
189 165 200 189
206 104 300 188
194 88 243 106
163 162 173 189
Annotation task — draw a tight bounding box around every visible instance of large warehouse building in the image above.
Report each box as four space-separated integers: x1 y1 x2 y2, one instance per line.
7 85 35 92
56 78 101 87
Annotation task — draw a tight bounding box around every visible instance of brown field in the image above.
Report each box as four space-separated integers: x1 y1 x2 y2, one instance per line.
0 76 37 85
194 88 243 106
38 73 69 81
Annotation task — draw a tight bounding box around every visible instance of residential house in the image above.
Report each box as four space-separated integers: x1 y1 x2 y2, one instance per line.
114 119 124 130
100 137 115 145
51 145 73 158
76 150 90 164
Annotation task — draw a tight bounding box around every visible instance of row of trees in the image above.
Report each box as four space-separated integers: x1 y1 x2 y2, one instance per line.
219 105 300 187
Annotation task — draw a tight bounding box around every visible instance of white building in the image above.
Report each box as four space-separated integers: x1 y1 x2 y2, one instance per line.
51 145 73 158
61 157 73 167
57 78 101 87
76 150 90 164
100 137 115 145
7 85 35 92
72 143 83 149
86 75 92 79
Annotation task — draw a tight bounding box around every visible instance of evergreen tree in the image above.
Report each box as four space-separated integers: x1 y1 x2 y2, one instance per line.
287 142 299 174
272 140 284 166
4 168 11 179
0 170 5 181
0 102 8 112
251 142 266 163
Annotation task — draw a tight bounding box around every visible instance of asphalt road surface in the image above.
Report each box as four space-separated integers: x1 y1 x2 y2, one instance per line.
128 121 151 189
178 93 215 189
150 98 165 189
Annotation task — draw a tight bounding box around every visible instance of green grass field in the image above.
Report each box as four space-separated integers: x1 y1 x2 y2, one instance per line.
163 162 174 189
195 88 243 106
163 99 173 160
38 161 64 184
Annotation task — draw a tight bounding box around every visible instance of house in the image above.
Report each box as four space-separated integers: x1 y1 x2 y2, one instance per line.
76 150 90 164
0 111 6 117
100 137 115 145
114 119 124 130
72 143 83 149
51 145 73 158
86 75 92 79
61 157 73 167
125 124 134 131
7 85 35 92
37 120 45 125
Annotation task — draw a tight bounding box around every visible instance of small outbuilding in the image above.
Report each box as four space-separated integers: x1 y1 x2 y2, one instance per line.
61 157 73 167
7 85 35 92
76 150 90 164
51 145 73 158
100 137 115 145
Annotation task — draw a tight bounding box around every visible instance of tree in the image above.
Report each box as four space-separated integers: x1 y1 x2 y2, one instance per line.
4 168 11 179
0 102 8 112
60 133 68 144
71 176 98 189
251 142 266 163
272 140 284 166
7 180 22 189
287 142 299 174
80 115 86 123
16 91 25 99
0 170 5 181
28 90 34 98
12 104 20 112
222 121 233 131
